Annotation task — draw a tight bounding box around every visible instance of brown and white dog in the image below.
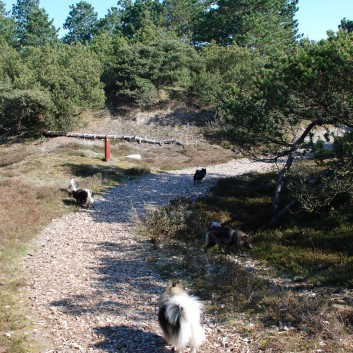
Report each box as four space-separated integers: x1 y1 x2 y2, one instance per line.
205 221 252 254
158 281 205 353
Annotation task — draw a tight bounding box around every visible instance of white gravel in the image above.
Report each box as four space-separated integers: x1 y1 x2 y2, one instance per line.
22 158 275 352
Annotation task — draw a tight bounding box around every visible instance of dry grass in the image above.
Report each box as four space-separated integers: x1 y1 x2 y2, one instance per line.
0 178 68 351
135 171 353 352
0 107 235 352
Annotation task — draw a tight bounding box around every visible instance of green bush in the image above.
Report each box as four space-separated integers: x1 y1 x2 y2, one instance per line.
192 42 264 108
26 43 105 131
0 42 105 134
0 87 53 133
106 35 203 106
333 130 353 161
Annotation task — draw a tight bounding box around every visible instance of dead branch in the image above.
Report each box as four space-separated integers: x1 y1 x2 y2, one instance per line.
269 199 299 227
42 130 185 147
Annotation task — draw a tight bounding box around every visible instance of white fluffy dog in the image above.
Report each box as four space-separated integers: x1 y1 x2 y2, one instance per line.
158 281 205 353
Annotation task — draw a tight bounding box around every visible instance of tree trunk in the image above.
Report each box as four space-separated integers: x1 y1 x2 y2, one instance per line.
272 154 293 214
42 130 185 147
271 120 321 215
17 108 25 134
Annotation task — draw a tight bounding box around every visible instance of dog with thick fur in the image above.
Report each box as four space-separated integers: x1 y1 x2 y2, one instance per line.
205 221 252 254
193 168 206 184
67 177 95 208
158 281 205 353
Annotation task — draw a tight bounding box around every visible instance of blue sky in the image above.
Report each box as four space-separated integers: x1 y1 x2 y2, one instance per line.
3 0 353 41
296 0 353 40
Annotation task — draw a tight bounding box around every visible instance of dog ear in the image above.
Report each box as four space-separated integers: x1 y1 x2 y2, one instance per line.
166 280 175 288
171 280 183 288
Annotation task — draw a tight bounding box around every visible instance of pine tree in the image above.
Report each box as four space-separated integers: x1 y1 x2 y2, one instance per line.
0 1 15 45
195 0 299 56
11 0 58 47
62 1 98 45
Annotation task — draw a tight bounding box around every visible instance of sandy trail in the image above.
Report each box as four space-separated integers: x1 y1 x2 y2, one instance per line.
22 159 274 352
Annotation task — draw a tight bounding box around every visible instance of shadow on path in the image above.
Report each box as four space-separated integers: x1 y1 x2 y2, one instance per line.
92 325 169 353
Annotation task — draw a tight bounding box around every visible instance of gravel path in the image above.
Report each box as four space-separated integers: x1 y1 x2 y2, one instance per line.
22 159 275 353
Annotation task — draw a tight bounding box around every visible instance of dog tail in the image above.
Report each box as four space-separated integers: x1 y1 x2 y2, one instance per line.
165 294 205 350
84 188 95 208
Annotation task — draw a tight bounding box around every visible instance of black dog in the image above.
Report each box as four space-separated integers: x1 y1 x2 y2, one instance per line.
193 168 206 184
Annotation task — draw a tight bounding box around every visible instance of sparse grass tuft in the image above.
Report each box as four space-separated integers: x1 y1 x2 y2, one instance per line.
0 147 34 167
124 166 151 176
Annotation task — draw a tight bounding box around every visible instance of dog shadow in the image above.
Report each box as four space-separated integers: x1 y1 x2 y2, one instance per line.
92 325 170 352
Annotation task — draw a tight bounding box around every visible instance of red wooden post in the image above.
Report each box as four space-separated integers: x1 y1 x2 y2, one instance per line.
105 135 110 162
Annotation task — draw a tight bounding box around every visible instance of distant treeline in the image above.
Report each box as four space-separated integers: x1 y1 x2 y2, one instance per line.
0 0 302 133
0 0 352 143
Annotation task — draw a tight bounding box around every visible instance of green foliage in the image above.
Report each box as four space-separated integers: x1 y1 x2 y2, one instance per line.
0 42 49 133
11 0 58 47
194 0 299 56
193 42 264 107
107 33 203 105
117 0 165 38
160 0 208 43
0 86 52 133
96 7 121 36
0 42 36 89
223 31 353 155
340 17 353 33
25 43 105 130
62 1 99 45
266 31 353 126
333 130 353 162
0 41 104 133
0 1 15 45
288 163 353 214
0 0 303 132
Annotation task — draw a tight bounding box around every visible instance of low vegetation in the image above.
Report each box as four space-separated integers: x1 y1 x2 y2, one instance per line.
0 137 125 351
135 170 353 352
1 1 353 352
0 111 233 351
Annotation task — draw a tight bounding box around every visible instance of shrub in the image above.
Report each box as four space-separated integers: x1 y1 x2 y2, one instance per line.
27 43 105 131
0 87 52 133
107 36 203 106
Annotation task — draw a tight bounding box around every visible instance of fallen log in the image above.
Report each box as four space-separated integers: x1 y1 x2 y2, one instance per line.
42 130 185 147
